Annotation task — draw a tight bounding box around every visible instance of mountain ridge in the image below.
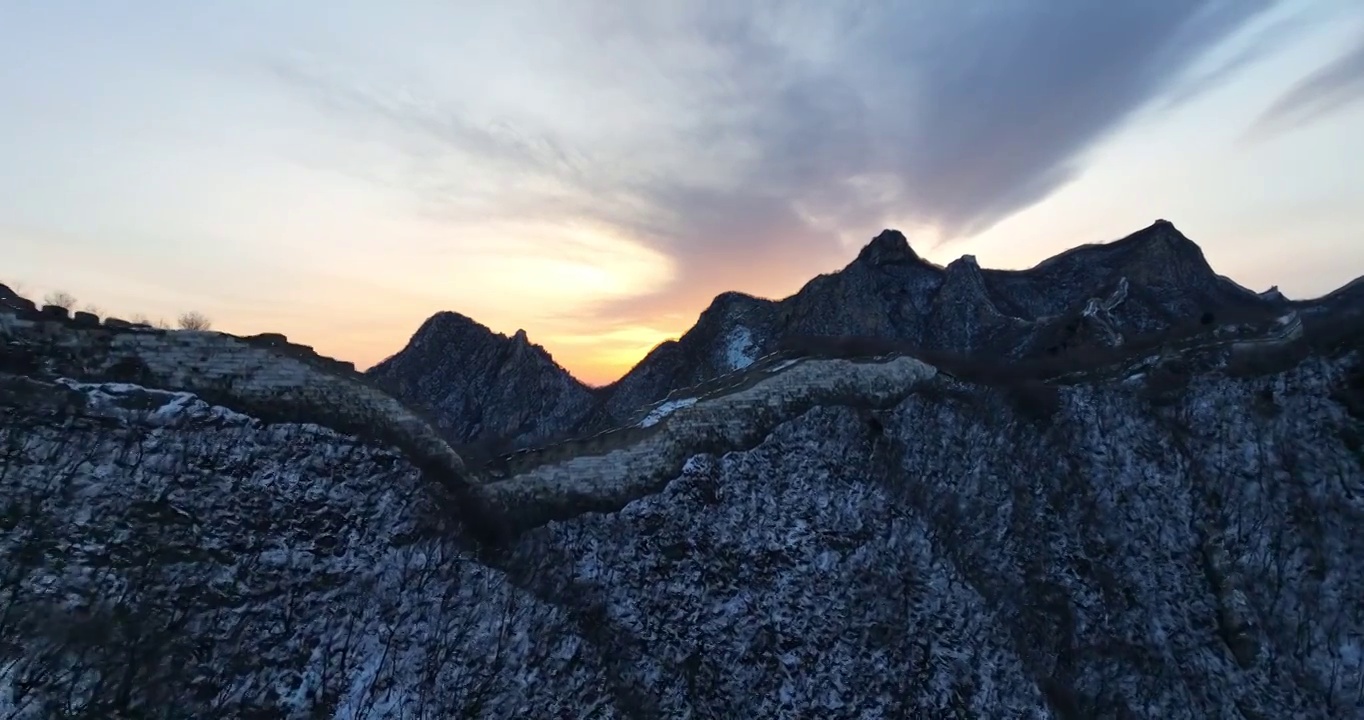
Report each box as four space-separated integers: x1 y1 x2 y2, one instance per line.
3 302 1362 715
375 220 1360 449
366 309 605 453
4 221 1364 715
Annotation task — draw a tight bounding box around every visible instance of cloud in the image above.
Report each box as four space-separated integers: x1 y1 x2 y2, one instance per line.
267 0 1278 326
1249 29 1364 137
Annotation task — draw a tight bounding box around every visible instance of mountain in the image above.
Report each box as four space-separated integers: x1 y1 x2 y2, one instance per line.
599 220 1281 421
365 311 602 454
3 300 1363 716
380 220 1305 448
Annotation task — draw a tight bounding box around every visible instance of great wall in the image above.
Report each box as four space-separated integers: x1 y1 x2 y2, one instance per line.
0 294 944 539
0 287 1312 541
0 298 470 492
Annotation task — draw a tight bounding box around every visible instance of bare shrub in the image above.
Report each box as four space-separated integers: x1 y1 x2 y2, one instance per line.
43 290 76 309
177 311 212 331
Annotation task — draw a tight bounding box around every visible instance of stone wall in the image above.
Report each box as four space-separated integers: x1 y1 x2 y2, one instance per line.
2 293 1320 543
478 355 938 534
0 307 470 495
2 300 941 541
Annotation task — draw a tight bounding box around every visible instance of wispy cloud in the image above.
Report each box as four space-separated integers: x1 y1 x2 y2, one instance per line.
7 0 1363 383
1249 28 1364 137
269 2 1279 328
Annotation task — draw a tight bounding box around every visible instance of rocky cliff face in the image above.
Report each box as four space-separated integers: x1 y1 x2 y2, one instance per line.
379 221 1309 448
2 323 1362 717
365 311 602 451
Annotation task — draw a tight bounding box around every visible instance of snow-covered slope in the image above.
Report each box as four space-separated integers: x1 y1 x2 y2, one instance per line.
0 375 593 718
3 329 1363 716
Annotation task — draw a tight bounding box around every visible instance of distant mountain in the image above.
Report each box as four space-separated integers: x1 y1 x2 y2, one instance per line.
374 220 1355 449
600 220 1279 417
365 311 602 452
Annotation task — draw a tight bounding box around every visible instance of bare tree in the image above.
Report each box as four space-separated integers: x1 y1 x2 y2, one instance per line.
81 304 101 317
42 290 75 310
177 311 212 331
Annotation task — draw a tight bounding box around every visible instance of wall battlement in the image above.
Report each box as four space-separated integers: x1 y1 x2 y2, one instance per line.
0 303 470 497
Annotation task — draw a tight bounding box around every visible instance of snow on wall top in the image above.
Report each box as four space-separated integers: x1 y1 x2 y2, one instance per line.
2 302 943 538
0 307 470 492
478 354 938 534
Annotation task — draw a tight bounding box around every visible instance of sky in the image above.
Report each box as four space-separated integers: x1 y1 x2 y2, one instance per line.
3 1 1363 386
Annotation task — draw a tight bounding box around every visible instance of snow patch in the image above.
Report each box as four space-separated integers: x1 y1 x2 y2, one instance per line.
639 397 698 428
55 378 253 426
723 325 758 371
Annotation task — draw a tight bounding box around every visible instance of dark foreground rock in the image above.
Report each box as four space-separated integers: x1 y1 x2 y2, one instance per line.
2 334 1362 716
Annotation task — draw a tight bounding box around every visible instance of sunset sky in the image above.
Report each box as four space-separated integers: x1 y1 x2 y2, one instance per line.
4 1 1363 386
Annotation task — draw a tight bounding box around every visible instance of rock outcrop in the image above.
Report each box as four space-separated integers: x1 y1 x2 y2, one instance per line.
366 311 602 451
0 304 473 505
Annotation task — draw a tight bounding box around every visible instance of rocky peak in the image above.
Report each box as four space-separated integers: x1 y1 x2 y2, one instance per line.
1260 286 1288 302
698 291 770 323
940 254 988 298
928 254 1012 351
1114 221 1214 280
855 229 923 267
366 312 597 448
407 310 488 347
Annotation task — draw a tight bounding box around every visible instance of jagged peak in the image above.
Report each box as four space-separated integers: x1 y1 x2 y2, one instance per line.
412 310 488 338
408 311 540 352
855 229 922 266
696 291 773 323
1124 218 1200 251
947 254 980 270
941 255 989 291
1025 218 1209 275
708 290 769 309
